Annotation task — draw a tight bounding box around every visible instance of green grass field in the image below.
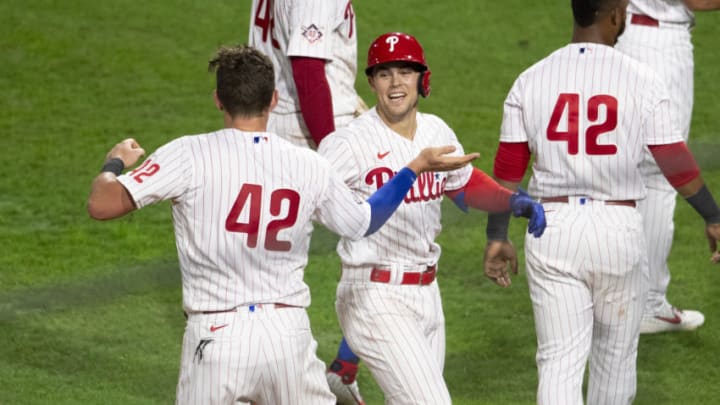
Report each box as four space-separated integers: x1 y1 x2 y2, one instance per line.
1 1 719 404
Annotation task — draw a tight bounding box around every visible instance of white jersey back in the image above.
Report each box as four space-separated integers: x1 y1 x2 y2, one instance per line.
249 0 358 117
318 109 472 268
117 129 370 313
500 43 683 200
628 0 694 24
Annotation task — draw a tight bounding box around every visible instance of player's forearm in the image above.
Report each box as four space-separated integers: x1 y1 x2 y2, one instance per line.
87 174 136 220
364 167 417 236
684 0 720 11
485 179 521 241
445 168 513 213
290 57 335 146
681 178 720 224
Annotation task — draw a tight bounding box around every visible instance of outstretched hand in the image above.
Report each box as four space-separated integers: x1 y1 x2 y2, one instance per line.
484 240 518 287
407 146 480 175
510 188 546 237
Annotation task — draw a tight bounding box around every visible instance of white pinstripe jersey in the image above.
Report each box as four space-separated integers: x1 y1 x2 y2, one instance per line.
318 108 472 268
117 129 370 313
629 0 694 24
248 0 359 117
500 43 683 200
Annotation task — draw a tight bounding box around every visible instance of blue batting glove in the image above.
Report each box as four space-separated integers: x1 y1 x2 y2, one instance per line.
509 188 546 238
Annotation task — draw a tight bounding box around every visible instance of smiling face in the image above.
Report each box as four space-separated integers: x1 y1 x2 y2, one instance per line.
368 62 422 126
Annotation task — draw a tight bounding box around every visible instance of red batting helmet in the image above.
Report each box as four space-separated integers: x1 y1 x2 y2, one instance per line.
365 32 432 97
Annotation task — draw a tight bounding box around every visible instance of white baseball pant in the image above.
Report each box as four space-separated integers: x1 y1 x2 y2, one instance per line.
336 266 450 405
525 199 648 405
176 306 335 405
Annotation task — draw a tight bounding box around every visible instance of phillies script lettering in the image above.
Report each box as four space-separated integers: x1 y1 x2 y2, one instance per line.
365 167 446 203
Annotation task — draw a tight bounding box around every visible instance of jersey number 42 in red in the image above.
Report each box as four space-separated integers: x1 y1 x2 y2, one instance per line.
547 93 618 155
225 184 300 252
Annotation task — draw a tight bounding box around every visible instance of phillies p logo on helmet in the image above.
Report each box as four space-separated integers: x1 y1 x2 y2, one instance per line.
365 32 432 97
385 35 399 52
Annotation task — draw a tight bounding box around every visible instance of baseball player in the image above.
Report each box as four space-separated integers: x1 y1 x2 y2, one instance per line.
483 1 720 404
615 0 720 334
86 45 479 405
318 32 546 404
248 0 366 149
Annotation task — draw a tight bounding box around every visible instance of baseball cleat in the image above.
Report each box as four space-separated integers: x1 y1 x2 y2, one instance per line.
326 371 365 405
640 306 705 334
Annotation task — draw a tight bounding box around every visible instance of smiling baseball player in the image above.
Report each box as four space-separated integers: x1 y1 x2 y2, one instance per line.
86 45 478 405
318 32 545 404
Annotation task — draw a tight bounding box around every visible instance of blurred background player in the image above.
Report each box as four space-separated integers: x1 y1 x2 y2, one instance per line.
248 1 370 402
484 0 720 403
318 32 545 404
87 44 478 405
248 0 367 150
615 0 720 334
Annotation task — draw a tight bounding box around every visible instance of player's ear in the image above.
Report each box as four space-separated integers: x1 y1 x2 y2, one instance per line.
213 90 224 111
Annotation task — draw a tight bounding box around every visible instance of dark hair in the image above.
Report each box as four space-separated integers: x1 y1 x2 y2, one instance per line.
571 0 620 27
208 45 275 117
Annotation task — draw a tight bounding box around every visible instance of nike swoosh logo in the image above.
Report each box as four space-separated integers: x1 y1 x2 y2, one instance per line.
209 324 229 332
377 151 390 159
655 314 682 324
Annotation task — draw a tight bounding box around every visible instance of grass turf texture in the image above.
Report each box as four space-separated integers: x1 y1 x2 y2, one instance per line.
1 0 719 403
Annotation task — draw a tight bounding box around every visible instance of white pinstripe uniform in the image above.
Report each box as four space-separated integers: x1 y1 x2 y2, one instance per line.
615 0 695 317
501 43 683 405
117 129 374 405
249 0 359 148
318 108 472 405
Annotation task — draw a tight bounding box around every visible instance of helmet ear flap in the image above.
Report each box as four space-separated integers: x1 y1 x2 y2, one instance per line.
418 70 431 98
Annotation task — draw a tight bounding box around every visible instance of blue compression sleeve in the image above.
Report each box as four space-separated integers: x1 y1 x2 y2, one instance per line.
336 337 360 363
365 167 417 236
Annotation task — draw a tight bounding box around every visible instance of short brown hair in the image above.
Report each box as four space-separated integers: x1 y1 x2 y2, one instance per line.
208 45 275 117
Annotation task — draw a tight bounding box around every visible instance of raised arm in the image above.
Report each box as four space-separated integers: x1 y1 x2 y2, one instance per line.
87 138 145 220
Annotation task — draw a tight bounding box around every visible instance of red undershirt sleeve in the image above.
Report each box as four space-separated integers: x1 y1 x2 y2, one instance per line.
648 142 701 187
445 168 513 213
493 141 531 182
290 56 335 146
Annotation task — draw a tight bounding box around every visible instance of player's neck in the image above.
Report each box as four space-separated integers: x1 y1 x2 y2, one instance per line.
377 110 417 140
571 25 616 47
387 118 417 140
224 114 270 132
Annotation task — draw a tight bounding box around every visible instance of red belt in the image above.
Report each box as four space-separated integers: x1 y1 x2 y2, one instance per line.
631 14 659 27
370 265 437 285
202 303 295 315
540 196 636 207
